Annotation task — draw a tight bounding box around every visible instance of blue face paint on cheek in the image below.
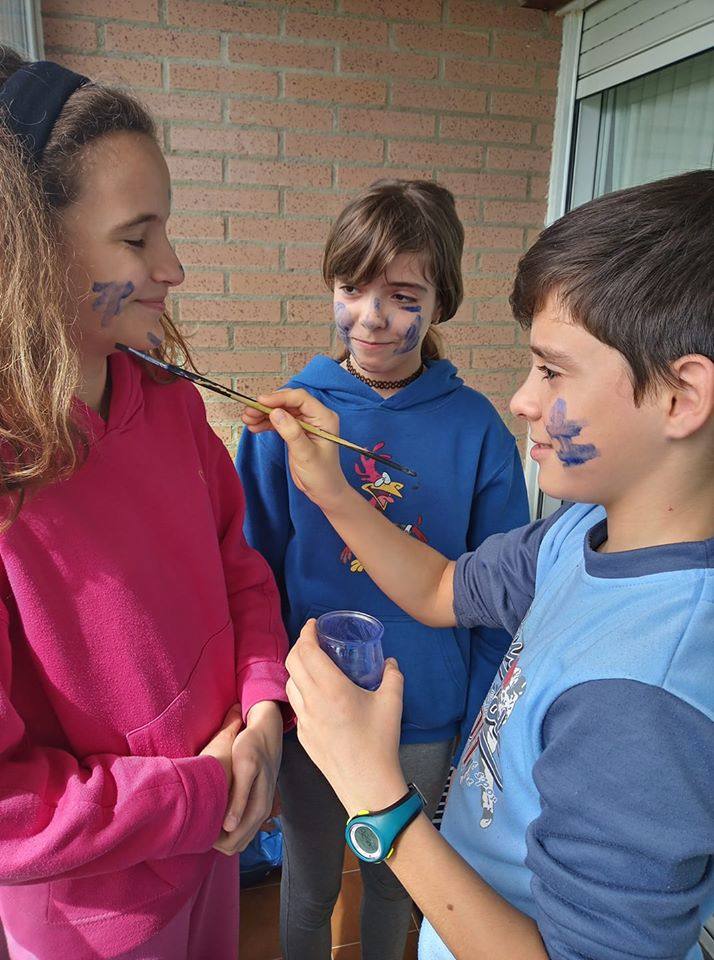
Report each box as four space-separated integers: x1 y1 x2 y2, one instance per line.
546 398 600 467
394 309 422 355
92 280 134 327
334 300 354 346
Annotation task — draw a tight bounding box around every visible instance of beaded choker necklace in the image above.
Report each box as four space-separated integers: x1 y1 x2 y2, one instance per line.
345 354 424 391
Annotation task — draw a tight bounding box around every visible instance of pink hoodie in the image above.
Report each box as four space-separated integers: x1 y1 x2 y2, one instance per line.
0 352 289 958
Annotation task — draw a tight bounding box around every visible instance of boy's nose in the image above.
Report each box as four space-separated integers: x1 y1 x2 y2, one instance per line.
510 371 541 422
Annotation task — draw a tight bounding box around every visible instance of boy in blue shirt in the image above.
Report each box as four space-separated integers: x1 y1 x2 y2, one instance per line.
243 169 714 960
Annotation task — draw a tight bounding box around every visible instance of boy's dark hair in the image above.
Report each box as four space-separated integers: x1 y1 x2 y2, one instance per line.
510 169 714 402
323 179 464 362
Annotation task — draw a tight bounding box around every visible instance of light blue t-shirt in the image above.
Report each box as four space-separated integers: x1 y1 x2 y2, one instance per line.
420 503 714 960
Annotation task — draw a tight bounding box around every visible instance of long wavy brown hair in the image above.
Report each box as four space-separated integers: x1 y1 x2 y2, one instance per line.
0 46 193 527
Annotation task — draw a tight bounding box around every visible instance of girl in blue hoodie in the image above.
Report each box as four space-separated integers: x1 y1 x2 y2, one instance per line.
236 179 529 960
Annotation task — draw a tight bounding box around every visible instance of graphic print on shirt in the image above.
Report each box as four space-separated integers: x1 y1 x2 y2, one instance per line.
339 442 428 573
459 628 527 828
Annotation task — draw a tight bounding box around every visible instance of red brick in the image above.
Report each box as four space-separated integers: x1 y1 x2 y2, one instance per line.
464 276 514 298
202 351 282 373
340 108 434 138
285 132 383 163
105 25 220 60
170 126 278 156
391 82 487 114
287 300 331 323
166 155 223 182
140 92 221 122
336 165 433 189
56 54 162 87
439 171 527 198
490 92 556 120
229 159 332 189
441 115 532 144
231 100 334 131
446 347 472 368
341 49 438 81
43 0 157 18
229 38 334 71
234 324 331 348
471 324 517 345
211 424 236 446
525 227 543 248
176 242 279 270
530 174 550 199
169 215 225 239
179 271 225 293
535 122 554 147
479 251 522 274
483 199 546 225
283 191 351 216
388 141 482 169
180 323 230 349
463 370 518 394
180 299 281 324
230 273 326 297
463 225 525 249
393 24 489 58
172 186 279 213
487 146 551 173
170 65 278 97
166 1 278 34
538 66 559 91
285 247 323 272
229 217 330 245
449 0 546 32
341 0 441 19
493 33 561 65
472 346 528 367
477 299 518 324
234 374 284 396
444 59 536 88
44 18 98 50
285 12 387 47
286 75 386 105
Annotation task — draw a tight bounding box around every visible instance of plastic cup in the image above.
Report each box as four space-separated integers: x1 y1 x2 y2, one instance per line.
315 611 385 691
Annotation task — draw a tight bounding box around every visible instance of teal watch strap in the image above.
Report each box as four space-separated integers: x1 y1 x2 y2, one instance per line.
345 783 426 864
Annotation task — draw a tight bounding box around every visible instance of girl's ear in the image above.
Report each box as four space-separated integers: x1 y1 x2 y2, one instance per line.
664 355 714 440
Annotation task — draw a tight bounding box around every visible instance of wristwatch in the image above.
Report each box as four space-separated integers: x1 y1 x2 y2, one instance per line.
345 783 426 863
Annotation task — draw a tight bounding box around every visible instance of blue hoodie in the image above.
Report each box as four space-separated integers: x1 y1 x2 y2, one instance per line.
236 355 529 744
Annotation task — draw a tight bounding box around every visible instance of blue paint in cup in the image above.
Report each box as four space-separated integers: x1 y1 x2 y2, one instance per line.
316 611 385 691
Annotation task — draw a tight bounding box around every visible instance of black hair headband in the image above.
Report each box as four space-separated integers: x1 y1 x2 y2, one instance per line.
0 61 89 163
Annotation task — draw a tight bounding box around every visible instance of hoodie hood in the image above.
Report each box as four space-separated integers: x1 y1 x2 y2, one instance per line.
290 355 464 412
74 351 147 441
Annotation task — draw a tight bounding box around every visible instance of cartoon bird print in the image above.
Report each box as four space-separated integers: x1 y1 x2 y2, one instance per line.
340 446 427 573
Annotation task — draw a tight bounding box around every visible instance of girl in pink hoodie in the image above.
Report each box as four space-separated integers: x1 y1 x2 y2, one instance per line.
0 49 289 960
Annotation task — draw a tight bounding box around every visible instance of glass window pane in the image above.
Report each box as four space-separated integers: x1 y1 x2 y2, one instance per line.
591 48 714 197
0 0 40 60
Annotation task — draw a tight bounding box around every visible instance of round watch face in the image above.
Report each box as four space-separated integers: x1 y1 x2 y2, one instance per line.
350 823 382 860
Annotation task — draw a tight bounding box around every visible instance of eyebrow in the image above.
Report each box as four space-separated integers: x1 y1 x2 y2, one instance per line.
112 213 161 232
530 343 575 366
384 281 429 292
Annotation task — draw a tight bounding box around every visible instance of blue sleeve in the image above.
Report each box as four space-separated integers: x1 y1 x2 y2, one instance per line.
453 505 569 634
234 427 292 607
462 445 531 748
527 680 714 960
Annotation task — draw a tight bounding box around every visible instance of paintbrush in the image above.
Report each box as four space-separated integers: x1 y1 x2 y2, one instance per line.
115 343 417 478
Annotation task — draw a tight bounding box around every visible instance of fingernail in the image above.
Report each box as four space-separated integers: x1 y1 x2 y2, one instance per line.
272 409 286 423
224 814 237 832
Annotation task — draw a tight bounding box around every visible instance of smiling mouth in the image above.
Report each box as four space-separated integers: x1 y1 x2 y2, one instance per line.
353 338 395 346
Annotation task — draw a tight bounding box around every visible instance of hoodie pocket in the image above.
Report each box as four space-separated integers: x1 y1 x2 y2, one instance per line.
307 605 467 734
47 622 236 926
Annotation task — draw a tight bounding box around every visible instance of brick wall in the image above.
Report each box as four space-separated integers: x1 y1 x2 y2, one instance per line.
41 0 561 448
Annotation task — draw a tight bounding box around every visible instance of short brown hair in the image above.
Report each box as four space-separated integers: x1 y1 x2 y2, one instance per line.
323 179 464 361
510 169 714 402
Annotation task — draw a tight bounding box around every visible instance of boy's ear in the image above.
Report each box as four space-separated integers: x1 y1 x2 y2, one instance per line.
664 355 714 439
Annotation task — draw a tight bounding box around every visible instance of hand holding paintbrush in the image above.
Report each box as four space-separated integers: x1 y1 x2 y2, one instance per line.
114 344 416 478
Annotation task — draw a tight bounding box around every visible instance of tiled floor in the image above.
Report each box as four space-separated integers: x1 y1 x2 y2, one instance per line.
240 845 419 960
